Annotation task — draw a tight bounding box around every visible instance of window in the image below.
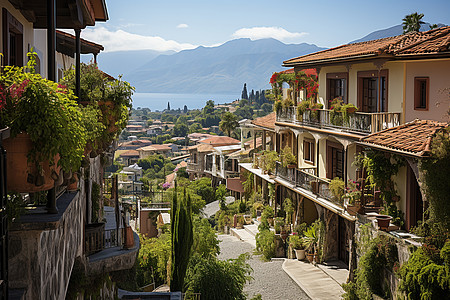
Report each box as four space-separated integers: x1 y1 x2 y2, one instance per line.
326 141 344 180
357 70 388 113
303 139 315 164
414 77 429 110
327 73 348 106
2 8 23 66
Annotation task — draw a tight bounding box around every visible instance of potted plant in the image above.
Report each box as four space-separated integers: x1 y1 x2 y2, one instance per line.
296 100 310 120
341 103 358 124
0 52 87 192
329 177 345 204
262 206 274 226
274 217 284 234
303 225 319 263
261 150 279 176
329 98 344 126
61 63 134 151
289 235 306 260
281 147 297 168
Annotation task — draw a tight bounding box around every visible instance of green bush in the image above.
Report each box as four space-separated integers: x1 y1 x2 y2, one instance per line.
255 229 276 261
398 241 450 299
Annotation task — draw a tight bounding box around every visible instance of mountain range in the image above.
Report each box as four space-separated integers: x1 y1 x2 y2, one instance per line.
121 38 325 94
94 23 446 94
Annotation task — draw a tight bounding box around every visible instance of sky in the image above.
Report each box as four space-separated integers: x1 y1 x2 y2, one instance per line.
79 0 450 53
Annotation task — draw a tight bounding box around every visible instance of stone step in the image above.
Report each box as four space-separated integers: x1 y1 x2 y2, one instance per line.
230 228 256 248
244 224 259 237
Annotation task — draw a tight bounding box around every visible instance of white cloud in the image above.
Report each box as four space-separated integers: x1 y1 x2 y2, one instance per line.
80 26 197 52
232 26 308 43
177 23 189 29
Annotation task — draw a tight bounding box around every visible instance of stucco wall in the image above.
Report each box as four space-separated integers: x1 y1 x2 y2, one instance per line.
0 1 34 65
318 62 404 114
404 59 450 122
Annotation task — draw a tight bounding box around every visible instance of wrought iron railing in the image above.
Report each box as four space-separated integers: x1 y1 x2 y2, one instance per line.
276 106 401 134
276 162 343 208
85 222 106 256
104 229 119 249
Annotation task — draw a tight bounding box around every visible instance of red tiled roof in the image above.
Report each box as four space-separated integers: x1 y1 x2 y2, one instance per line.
120 150 139 157
199 136 240 145
138 144 171 151
251 112 276 130
188 143 215 153
284 26 450 66
360 120 448 156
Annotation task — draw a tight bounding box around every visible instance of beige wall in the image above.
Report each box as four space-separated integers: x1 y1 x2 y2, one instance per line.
404 59 450 122
0 1 34 66
318 62 404 113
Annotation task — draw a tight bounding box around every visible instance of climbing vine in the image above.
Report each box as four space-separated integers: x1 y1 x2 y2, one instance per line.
268 70 318 105
343 227 399 300
420 126 450 229
357 150 405 227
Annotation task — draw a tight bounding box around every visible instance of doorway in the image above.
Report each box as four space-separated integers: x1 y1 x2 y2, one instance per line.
406 164 423 231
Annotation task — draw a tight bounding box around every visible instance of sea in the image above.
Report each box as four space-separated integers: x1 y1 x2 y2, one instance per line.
131 92 239 111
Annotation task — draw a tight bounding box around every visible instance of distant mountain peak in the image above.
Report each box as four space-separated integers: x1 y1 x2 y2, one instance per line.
123 38 326 94
350 22 447 44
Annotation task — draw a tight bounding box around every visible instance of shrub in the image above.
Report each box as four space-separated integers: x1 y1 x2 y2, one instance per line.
255 229 276 261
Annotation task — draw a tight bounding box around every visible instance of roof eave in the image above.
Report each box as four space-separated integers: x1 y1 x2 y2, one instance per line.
283 53 392 68
356 141 428 158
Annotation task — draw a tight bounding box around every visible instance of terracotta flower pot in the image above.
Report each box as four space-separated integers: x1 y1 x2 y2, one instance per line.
2 133 60 192
376 215 392 231
346 107 357 114
125 226 135 249
67 173 79 191
306 252 314 263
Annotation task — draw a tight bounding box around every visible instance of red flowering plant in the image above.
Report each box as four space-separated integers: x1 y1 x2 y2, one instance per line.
343 180 361 205
0 51 88 172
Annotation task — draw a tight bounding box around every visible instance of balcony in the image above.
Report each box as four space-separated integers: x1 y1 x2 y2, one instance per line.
187 162 202 173
276 107 401 135
275 162 342 208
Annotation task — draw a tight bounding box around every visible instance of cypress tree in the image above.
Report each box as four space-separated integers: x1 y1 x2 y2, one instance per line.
170 187 193 292
241 83 248 100
183 105 188 113
167 101 171 111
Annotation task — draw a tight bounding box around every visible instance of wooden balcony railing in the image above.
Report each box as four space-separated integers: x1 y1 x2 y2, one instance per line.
85 223 120 256
276 107 401 134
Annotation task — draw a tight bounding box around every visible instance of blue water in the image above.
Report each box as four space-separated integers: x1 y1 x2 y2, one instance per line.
132 93 240 111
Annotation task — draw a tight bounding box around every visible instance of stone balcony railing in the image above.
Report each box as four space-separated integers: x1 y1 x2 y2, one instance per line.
276 106 401 134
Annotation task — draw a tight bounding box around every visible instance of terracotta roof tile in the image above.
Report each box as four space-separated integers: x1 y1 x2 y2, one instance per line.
360 120 448 156
138 144 171 151
251 112 276 130
120 150 139 157
284 26 450 66
199 136 240 145
188 143 215 153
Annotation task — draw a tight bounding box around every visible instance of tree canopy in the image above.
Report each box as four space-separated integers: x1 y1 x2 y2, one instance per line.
402 12 425 33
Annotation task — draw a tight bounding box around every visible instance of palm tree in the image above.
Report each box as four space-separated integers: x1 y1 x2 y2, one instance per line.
219 111 238 137
402 12 425 33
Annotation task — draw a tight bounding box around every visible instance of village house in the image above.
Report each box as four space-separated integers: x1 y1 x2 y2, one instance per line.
137 143 179 159
243 26 450 269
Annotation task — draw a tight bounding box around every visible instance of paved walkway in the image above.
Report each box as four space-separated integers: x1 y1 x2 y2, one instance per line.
283 259 344 300
218 234 309 300
230 223 348 300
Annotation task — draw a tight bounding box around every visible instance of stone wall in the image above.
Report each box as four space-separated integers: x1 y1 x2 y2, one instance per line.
9 187 85 299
